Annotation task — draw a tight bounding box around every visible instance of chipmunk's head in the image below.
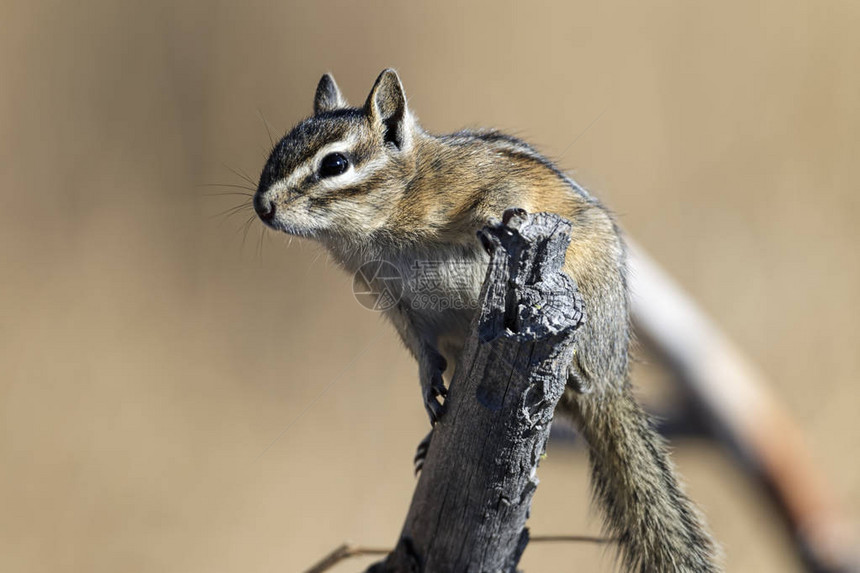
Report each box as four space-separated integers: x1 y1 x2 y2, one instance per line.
254 69 419 245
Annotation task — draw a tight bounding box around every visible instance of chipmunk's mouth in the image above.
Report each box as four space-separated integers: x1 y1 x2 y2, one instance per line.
258 210 318 239
272 222 315 238
253 196 318 239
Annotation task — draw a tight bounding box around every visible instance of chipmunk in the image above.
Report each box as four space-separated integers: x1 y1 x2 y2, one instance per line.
253 69 720 572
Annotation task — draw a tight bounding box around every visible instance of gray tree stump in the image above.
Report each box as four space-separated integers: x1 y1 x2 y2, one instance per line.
368 210 585 573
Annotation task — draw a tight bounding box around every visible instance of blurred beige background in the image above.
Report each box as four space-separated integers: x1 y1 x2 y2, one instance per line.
1 1 858 571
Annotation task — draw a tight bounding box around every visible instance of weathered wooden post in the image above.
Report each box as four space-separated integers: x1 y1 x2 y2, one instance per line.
368 211 585 572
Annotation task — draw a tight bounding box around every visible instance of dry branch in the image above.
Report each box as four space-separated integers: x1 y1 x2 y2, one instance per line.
628 243 859 572
367 211 585 572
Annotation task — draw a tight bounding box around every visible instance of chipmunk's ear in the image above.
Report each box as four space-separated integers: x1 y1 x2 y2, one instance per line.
314 73 348 115
365 68 415 150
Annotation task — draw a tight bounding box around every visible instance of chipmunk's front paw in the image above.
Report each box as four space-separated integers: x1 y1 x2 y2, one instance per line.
502 206 528 226
421 353 448 425
478 207 530 255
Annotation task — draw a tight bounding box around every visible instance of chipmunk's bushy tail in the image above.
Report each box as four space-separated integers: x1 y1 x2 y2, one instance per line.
560 385 721 572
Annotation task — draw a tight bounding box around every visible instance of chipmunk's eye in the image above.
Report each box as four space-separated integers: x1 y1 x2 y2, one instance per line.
319 152 349 178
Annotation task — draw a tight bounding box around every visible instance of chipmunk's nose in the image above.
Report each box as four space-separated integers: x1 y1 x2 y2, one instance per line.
253 194 276 223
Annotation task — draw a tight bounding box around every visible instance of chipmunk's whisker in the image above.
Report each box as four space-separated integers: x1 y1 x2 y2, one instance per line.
202 191 253 198
210 202 253 222
222 163 258 187
198 182 255 193
257 108 277 149
241 214 256 249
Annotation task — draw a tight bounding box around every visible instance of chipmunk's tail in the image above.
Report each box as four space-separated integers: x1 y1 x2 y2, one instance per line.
560 384 721 572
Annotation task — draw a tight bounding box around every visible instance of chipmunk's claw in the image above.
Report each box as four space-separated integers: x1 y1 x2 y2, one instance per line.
502 206 528 226
413 430 434 475
477 229 495 255
478 208 530 254
421 353 448 425
422 378 447 424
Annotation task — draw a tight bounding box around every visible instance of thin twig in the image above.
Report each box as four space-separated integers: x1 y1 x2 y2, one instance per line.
303 543 389 573
302 535 614 573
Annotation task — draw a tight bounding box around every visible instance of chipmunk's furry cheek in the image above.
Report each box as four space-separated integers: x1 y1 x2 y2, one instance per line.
317 200 390 236
274 196 380 238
